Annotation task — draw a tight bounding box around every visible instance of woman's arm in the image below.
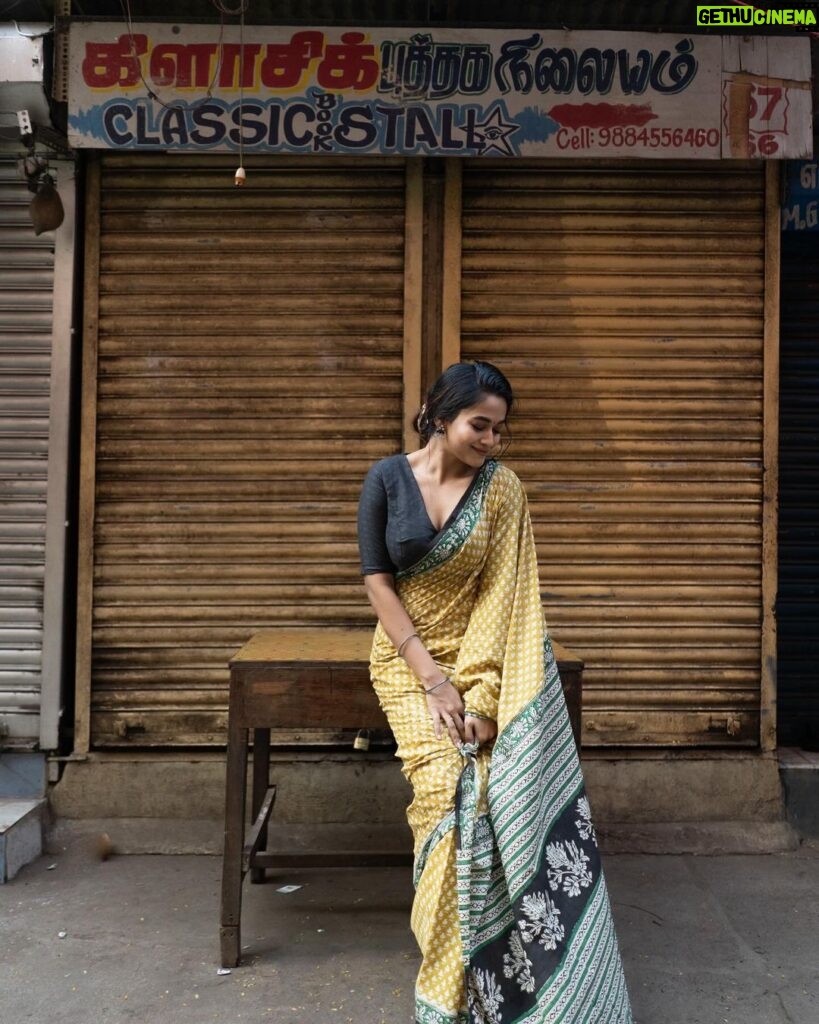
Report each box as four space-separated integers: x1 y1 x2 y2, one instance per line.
363 573 466 746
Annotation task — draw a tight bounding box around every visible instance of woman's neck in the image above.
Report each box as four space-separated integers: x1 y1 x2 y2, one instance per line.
412 442 476 484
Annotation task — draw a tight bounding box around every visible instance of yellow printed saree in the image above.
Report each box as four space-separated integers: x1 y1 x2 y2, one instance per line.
369 460 633 1024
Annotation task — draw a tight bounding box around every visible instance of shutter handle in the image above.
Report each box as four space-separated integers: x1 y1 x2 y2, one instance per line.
708 715 742 736
584 720 638 732
114 719 146 739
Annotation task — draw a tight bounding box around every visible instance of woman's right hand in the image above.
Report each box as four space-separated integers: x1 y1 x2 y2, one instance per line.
425 681 466 746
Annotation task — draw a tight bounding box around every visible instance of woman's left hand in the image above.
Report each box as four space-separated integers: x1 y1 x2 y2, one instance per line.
464 715 497 747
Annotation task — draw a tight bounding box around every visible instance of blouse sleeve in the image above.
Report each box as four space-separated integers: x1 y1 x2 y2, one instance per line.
357 462 397 576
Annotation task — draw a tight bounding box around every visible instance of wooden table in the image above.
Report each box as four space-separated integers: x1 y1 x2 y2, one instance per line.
219 627 583 967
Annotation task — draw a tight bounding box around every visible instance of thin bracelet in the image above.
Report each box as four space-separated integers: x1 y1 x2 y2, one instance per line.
424 675 451 695
397 632 419 658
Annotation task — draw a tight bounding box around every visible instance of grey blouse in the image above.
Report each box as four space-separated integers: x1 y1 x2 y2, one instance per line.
357 454 481 575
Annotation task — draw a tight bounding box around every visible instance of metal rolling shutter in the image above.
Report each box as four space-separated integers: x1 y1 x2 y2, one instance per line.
89 155 405 746
461 160 765 747
778 232 819 749
0 145 54 747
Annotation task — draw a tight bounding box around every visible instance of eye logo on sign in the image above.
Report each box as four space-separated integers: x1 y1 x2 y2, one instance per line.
470 107 520 155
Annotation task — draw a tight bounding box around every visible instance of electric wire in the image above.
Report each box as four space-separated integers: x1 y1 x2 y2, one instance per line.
115 0 250 113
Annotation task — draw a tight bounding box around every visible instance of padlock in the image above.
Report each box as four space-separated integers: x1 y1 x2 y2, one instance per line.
353 729 371 752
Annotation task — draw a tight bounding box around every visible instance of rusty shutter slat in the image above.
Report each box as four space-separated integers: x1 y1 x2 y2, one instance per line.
460 160 765 747
0 146 55 747
91 154 405 747
778 232 819 749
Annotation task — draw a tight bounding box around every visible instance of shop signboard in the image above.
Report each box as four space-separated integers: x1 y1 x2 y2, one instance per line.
67 25 812 158
782 160 819 231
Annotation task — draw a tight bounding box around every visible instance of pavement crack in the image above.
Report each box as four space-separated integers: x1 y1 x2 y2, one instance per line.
681 857 770 969
614 901 665 926
774 989 795 1023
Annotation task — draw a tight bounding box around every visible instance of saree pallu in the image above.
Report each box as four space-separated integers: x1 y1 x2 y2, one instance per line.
369 460 633 1024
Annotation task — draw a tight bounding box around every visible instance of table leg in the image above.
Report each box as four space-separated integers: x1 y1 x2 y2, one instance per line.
220 710 248 968
250 727 271 884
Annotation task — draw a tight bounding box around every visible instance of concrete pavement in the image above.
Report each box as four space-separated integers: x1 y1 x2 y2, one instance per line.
1 827 817 1024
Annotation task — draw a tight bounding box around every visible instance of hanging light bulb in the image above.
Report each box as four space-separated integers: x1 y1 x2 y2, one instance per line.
234 165 246 187
29 174 64 235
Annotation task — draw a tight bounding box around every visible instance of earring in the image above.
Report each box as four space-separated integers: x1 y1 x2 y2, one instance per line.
434 426 445 436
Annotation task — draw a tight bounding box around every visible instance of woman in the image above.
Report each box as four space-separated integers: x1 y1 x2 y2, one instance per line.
357 361 633 1024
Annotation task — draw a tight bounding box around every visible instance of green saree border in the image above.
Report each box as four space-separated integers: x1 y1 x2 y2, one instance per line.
492 635 559 761
415 994 469 1024
396 459 499 582
414 810 457 889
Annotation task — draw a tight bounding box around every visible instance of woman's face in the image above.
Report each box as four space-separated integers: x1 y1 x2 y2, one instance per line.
437 393 509 469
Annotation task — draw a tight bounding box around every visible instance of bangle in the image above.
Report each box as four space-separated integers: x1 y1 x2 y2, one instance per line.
424 676 451 695
396 632 419 658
